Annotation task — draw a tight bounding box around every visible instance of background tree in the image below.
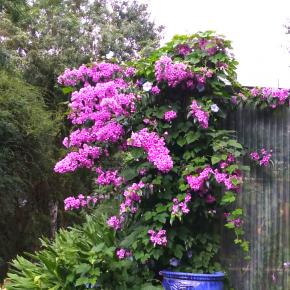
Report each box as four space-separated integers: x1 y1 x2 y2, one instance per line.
0 0 162 280
0 70 56 278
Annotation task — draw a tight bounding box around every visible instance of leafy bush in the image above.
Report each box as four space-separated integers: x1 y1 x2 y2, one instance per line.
53 31 249 275
0 70 57 277
6 31 251 288
6 205 162 290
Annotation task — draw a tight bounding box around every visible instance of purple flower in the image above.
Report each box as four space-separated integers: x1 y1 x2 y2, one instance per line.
176 44 192 56
116 248 132 260
169 258 180 267
151 86 161 95
128 128 173 173
164 110 177 122
148 229 167 247
190 100 209 129
107 216 123 230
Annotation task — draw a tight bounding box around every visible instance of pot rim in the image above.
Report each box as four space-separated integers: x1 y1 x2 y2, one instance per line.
159 270 225 281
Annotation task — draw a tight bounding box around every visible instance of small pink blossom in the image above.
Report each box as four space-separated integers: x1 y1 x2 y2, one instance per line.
148 229 167 246
64 194 100 211
164 110 177 122
250 149 272 167
190 100 209 129
151 86 161 95
116 248 132 260
107 216 123 230
128 128 173 173
172 193 191 216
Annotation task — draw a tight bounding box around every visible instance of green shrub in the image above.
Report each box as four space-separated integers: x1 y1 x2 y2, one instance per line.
6 208 162 290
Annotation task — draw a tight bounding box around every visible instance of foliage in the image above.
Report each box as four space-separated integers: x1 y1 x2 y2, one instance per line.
6 31 251 288
6 205 162 290
0 70 55 276
0 0 162 280
54 32 249 276
0 0 163 82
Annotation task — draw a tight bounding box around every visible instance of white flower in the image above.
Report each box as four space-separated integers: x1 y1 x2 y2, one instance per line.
106 51 114 59
142 81 153 92
211 104 220 113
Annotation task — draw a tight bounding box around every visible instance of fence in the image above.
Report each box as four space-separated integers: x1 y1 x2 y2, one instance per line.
222 106 290 290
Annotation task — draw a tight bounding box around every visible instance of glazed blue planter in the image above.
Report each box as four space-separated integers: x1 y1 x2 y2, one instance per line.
160 270 225 290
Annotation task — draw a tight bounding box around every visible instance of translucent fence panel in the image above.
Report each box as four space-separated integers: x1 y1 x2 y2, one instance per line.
222 107 290 290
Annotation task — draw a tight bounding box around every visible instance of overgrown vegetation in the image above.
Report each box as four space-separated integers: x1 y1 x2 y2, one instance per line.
0 0 162 280
6 204 162 290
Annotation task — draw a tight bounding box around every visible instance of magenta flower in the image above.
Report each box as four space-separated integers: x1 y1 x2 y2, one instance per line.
64 194 100 211
190 100 209 129
164 110 177 122
171 193 191 217
107 216 123 230
148 229 167 246
250 149 272 167
120 181 145 214
187 167 212 191
206 194 216 204
95 167 123 187
116 248 132 260
155 55 193 88
151 86 161 95
128 128 173 173
176 44 192 56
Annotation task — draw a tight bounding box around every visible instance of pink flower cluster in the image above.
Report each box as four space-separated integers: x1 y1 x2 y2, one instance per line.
186 156 242 194
186 167 212 191
55 62 140 174
164 110 177 122
198 37 225 56
250 149 272 167
128 128 173 173
155 55 193 88
107 216 124 230
57 63 133 86
95 167 123 187
250 87 290 108
172 194 191 216
54 145 102 173
116 248 132 260
120 181 145 214
190 100 209 129
214 170 242 191
148 229 167 247
151 85 161 95
64 194 100 211
176 44 192 57
107 181 146 230
224 213 243 228
199 67 214 79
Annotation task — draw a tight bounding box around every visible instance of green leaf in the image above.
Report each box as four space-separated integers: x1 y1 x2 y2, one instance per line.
220 191 236 205
185 131 201 144
121 168 139 181
74 263 91 274
75 276 91 287
179 183 188 191
225 222 235 229
177 137 186 147
227 139 243 149
62 86 74 94
173 244 184 259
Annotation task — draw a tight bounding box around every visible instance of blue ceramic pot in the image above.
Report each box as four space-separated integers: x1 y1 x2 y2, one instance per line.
159 270 225 290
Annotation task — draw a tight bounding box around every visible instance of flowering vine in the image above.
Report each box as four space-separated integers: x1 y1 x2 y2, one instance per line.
250 149 272 167
55 32 250 276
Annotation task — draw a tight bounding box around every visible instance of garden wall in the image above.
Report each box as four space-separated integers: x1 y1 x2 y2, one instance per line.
223 106 290 290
